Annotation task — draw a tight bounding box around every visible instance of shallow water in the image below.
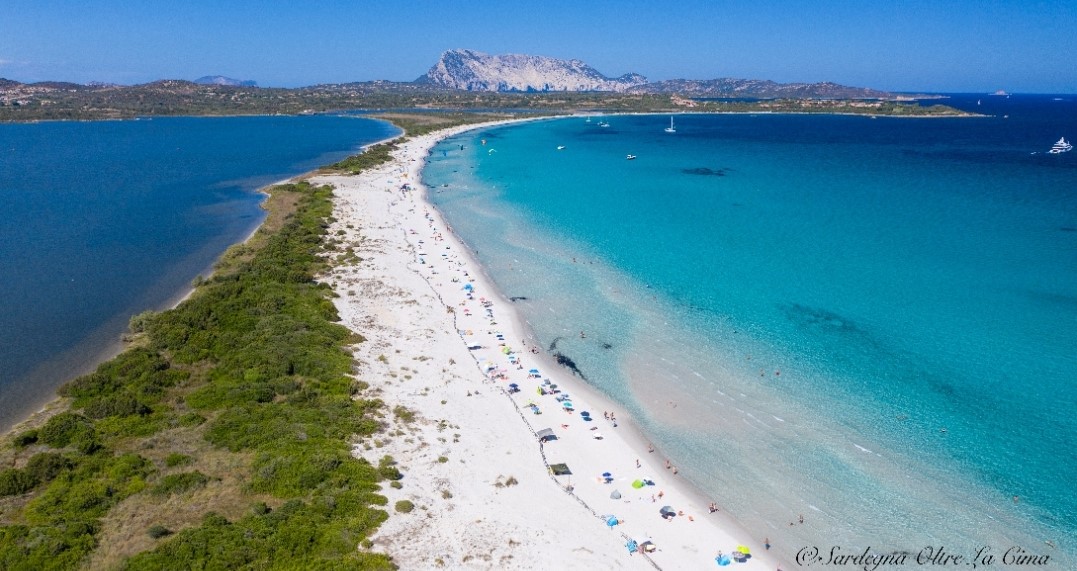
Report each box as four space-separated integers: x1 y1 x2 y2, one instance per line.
0 115 397 430
423 98 1077 564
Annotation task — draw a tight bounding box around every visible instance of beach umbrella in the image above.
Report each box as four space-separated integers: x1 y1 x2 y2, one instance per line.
626 539 638 554
463 283 474 291
736 545 750 555
602 472 612 478
605 516 619 527
631 479 645 489
716 555 732 566
529 368 539 374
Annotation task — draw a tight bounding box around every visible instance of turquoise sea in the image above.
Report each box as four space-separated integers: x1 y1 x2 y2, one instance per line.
423 95 1076 564
0 115 397 430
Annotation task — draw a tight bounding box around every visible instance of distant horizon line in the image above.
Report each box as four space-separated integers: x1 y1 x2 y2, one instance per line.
2 75 1075 96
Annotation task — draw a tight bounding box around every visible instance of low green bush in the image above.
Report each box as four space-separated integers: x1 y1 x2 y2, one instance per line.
0 469 37 496
164 453 191 468
24 453 72 484
146 525 172 539
12 429 38 448
39 412 94 448
152 471 210 496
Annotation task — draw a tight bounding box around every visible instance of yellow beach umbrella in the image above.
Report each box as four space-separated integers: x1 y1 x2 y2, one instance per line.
736 545 750 554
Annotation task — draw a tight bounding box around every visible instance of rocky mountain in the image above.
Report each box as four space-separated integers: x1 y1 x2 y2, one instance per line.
628 78 892 99
416 49 895 99
194 75 257 87
417 49 647 92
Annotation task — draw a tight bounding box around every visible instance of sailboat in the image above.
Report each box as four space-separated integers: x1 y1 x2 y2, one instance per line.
664 116 676 133
1048 137 1072 154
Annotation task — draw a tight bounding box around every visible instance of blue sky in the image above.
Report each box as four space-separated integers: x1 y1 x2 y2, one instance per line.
1 0 1074 92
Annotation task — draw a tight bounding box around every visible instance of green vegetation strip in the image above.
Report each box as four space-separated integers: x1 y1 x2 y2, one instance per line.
2 176 398 568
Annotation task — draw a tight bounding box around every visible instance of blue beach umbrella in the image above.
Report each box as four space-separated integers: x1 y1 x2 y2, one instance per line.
716 554 731 566
463 283 474 291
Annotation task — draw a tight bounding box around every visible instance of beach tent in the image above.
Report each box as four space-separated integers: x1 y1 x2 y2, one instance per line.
610 489 622 499
537 428 556 442
660 506 676 519
640 539 656 553
549 463 572 476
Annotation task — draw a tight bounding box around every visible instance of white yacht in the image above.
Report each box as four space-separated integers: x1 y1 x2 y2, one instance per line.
664 116 676 133
1048 137 1072 154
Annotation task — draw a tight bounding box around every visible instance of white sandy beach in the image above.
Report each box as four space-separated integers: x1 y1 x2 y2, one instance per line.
314 122 787 570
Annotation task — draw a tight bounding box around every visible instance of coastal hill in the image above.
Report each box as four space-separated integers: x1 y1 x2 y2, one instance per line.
194 75 257 87
416 48 648 92
628 78 894 99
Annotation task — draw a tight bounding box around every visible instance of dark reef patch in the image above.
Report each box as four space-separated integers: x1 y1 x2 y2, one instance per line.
553 352 586 380
682 167 730 176
781 303 870 339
